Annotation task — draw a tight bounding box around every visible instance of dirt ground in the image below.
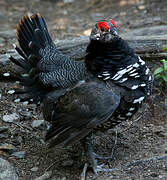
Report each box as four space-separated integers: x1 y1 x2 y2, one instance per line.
0 0 167 179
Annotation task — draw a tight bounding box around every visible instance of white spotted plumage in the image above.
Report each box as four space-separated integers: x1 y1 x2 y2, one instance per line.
126 112 133 116
138 56 145 65
145 68 149 75
129 72 138 77
133 63 140 68
129 107 135 111
118 78 128 83
131 85 139 90
133 96 145 103
103 76 110 80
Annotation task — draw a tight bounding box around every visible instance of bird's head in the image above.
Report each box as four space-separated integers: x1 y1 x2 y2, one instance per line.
90 19 118 43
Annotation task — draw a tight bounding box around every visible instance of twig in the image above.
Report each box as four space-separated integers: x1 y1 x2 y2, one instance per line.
44 160 59 172
12 122 33 131
80 163 88 180
124 154 167 168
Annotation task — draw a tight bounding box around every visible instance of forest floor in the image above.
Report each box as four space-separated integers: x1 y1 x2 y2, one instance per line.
0 0 167 179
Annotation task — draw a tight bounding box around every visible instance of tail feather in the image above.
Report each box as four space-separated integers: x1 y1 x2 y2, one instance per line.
16 13 54 57
1 13 55 104
9 55 31 72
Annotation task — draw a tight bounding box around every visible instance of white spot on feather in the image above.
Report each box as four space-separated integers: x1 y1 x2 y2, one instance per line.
138 56 145 65
118 78 128 83
117 115 126 120
112 67 133 80
5 54 11 59
129 72 138 77
133 96 145 103
12 44 16 49
133 63 140 68
103 71 109 73
140 83 146 87
131 85 139 90
103 76 110 80
102 73 110 76
129 69 136 74
126 112 133 116
21 74 29 77
149 75 152 81
129 107 135 111
145 68 149 75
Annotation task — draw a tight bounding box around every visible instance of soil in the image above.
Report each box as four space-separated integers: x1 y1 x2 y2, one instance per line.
0 0 167 180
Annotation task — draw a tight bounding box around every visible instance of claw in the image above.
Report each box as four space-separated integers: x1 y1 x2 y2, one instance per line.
94 165 119 173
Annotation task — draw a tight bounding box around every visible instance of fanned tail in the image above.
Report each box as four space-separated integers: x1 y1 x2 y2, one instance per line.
16 13 54 58
1 13 55 104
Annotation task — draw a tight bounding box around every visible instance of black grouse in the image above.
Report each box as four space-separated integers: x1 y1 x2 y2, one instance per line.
2 14 152 173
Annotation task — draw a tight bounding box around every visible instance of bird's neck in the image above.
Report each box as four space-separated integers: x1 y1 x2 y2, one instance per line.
85 38 136 76
85 38 152 97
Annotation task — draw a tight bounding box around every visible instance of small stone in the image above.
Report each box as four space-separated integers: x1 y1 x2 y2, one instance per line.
11 151 26 159
7 89 15 94
23 101 29 105
14 99 20 103
3 113 19 123
34 171 52 180
31 167 39 172
3 72 10 77
19 111 31 117
61 177 66 180
138 5 145 10
31 120 46 129
0 158 18 180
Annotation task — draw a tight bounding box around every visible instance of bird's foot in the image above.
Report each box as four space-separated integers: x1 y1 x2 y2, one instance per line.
80 162 118 180
93 163 118 174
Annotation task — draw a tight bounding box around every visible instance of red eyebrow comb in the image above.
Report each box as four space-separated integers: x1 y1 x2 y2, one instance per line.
97 21 109 31
109 19 117 28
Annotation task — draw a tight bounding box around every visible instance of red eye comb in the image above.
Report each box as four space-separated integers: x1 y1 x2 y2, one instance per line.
109 19 117 28
97 21 109 31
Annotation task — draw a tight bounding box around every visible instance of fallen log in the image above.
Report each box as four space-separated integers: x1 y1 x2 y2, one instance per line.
0 25 167 67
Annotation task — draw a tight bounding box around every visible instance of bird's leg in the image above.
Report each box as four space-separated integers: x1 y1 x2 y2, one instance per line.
81 134 118 176
93 129 118 162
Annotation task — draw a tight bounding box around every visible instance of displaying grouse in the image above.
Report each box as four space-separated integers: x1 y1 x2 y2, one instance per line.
43 19 152 174
2 14 87 103
2 14 152 174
